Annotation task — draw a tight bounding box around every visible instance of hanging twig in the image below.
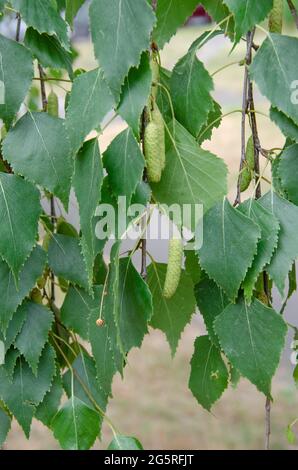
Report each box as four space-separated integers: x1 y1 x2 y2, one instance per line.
38 64 48 112
287 0 298 29
234 30 255 206
265 397 271 450
15 13 21 42
140 109 148 279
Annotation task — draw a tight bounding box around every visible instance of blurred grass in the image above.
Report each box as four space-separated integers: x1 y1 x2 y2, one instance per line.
5 23 298 450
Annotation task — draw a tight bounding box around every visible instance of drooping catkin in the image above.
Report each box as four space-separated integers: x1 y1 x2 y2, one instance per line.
269 0 283 34
47 90 59 117
163 237 183 299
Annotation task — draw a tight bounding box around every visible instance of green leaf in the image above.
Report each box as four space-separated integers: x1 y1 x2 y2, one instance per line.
198 198 260 301
214 297 287 396
0 246 46 333
0 343 56 437
153 0 199 49
2 347 20 380
35 371 63 427
48 234 89 291
103 128 145 203
63 351 108 427
156 67 172 123
0 173 41 281
61 285 102 340
0 34 33 127
89 0 155 99
189 335 229 411
14 301 53 375
185 250 203 285
24 27 73 78
89 301 120 399
0 408 11 446
238 199 280 301
116 257 153 354
147 263 196 356
250 34 298 125
195 278 229 348
224 0 273 42
52 396 100 450
65 68 114 154
270 107 298 143
108 435 143 450
3 112 72 209
278 144 298 205
200 0 234 37
197 99 222 145
66 0 85 27
73 139 103 285
170 37 214 137
118 52 152 139
152 120 228 230
11 0 70 51
259 192 298 295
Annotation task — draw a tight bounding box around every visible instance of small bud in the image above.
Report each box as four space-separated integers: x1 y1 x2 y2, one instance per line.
96 318 105 327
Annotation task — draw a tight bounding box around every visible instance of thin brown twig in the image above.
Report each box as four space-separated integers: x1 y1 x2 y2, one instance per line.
33 77 72 83
140 108 148 279
287 0 298 29
265 397 271 450
15 13 21 42
234 30 255 206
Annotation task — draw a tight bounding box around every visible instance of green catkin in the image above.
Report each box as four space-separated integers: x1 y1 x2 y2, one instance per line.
151 104 166 170
150 56 160 99
246 135 255 171
163 238 183 299
269 0 283 34
144 103 165 182
240 165 252 192
47 90 59 117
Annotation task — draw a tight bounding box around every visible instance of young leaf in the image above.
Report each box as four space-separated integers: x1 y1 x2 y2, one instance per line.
48 234 89 291
118 52 152 139
103 128 145 204
0 408 11 447
198 198 261 301
73 139 103 285
278 144 298 205
108 435 143 450
224 0 273 42
0 173 41 282
152 120 228 231
24 28 73 78
65 68 114 154
35 371 63 427
153 0 199 49
0 246 46 334
11 0 70 51
3 112 72 210
0 34 33 127
195 278 229 348
147 263 196 356
270 107 298 143
52 396 100 450
61 285 102 340
14 300 53 375
214 297 287 396
259 192 298 295
170 38 214 137
89 0 155 99
0 343 56 437
250 34 298 125
189 335 229 411
238 199 280 302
